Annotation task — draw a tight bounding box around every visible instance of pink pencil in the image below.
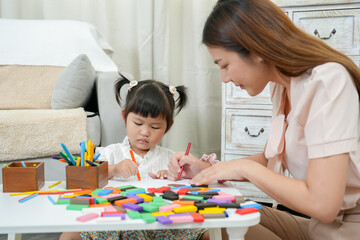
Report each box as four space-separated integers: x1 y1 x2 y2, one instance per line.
177 142 191 180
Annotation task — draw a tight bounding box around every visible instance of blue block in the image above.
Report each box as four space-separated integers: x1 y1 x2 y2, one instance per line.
97 189 114 196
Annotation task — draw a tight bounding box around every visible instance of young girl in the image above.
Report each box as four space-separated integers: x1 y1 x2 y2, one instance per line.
60 74 208 240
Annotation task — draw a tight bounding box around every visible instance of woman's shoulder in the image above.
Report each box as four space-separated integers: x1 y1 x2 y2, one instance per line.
311 62 349 78
305 62 354 93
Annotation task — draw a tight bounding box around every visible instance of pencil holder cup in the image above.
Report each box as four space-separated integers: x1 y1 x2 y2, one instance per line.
2 162 45 192
66 161 108 189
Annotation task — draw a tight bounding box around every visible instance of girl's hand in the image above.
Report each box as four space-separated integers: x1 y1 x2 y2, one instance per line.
113 159 139 179
148 170 168 179
189 159 247 185
167 152 211 181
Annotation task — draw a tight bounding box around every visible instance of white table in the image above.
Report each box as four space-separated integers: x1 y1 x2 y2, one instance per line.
0 179 260 240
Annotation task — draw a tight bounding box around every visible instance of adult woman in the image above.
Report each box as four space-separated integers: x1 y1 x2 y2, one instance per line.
167 0 360 239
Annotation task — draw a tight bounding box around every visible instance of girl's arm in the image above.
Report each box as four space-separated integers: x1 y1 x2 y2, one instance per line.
108 159 138 180
190 153 348 223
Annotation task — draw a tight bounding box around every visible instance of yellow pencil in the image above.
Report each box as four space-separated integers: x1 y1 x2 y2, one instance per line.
90 143 95 162
87 139 93 161
48 181 62 189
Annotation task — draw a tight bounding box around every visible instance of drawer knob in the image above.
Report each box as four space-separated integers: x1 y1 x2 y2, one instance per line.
313 28 336 40
244 127 264 137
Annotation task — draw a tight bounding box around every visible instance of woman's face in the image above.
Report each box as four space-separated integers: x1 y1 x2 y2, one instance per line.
207 46 276 96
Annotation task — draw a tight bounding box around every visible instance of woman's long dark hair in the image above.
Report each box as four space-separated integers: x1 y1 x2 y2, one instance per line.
203 0 360 97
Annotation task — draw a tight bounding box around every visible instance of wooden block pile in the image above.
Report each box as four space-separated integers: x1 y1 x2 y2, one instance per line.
57 183 262 224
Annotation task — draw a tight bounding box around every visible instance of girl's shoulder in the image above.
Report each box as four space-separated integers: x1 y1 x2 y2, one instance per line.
151 144 175 156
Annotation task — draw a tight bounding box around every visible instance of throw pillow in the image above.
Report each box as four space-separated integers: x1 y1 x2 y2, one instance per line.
52 54 96 109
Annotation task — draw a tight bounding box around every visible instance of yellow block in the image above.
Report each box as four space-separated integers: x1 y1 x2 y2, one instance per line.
199 207 226 214
137 193 153 202
151 211 174 217
173 205 198 213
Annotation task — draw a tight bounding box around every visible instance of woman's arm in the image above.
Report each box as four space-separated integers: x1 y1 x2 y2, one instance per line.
190 153 348 223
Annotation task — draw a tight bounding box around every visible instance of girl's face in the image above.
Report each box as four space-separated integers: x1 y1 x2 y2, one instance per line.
123 111 167 157
207 46 277 96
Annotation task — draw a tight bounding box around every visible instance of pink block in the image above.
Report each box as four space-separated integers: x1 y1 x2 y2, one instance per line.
104 205 118 212
76 213 99 222
213 195 235 201
101 193 122 199
217 191 234 196
169 215 193 223
159 203 181 212
171 189 181 193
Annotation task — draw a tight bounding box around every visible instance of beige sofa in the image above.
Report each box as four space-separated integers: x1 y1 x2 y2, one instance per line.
0 19 126 182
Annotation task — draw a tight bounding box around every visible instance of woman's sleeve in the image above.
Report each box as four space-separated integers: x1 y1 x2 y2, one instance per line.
304 63 359 159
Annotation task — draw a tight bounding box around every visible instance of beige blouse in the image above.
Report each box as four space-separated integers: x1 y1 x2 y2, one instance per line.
265 62 360 210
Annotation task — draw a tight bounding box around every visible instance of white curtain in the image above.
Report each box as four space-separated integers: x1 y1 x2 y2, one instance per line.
0 0 222 158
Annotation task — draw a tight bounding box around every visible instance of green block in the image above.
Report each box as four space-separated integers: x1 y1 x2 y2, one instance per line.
57 199 70 205
66 204 89 211
153 196 163 202
95 197 108 204
127 210 142 219
150 201 170 207
181 195 204 201
141 213 156 223
142 203 159 212
116 185 135 190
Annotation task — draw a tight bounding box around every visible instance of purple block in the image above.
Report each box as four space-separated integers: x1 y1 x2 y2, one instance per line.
122 202 143 211
206 199 232 204
156 216 172 225
127 195 144 203
103 213 126 220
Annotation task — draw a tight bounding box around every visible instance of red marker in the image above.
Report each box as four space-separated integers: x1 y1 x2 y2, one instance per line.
177 142 191 180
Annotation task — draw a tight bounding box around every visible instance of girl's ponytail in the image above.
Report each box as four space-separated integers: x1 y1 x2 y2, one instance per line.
174 85 188 115
114 73 130 106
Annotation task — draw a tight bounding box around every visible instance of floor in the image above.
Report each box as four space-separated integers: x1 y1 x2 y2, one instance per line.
0 233 61 240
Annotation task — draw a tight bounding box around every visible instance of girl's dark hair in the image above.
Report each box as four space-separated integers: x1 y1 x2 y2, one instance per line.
115 73 188 132
202 0 360 97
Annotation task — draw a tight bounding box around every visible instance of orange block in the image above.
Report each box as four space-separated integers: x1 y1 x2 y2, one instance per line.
104 187 121 194
114 198 137 207
197 188 212 193
173 200 195 206
89 202 111 207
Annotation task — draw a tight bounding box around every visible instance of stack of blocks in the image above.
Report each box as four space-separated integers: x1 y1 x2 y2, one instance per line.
54 183 262 224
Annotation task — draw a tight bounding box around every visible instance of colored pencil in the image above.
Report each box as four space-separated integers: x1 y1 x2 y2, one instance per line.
129 150 141 181
177 142 191 180
48 181 62 189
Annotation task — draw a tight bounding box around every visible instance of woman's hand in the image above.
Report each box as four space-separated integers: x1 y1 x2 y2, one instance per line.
148 170 168 179
189 159 248 185
110 159 139 179
167 152 211 181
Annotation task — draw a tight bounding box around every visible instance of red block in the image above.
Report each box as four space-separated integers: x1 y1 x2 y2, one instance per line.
191 213 204 222
236 207 258 215
178 188 189 195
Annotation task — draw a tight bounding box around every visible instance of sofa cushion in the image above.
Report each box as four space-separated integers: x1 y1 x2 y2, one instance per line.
0 108 87 161
0 65 64 109
52 54 96 109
